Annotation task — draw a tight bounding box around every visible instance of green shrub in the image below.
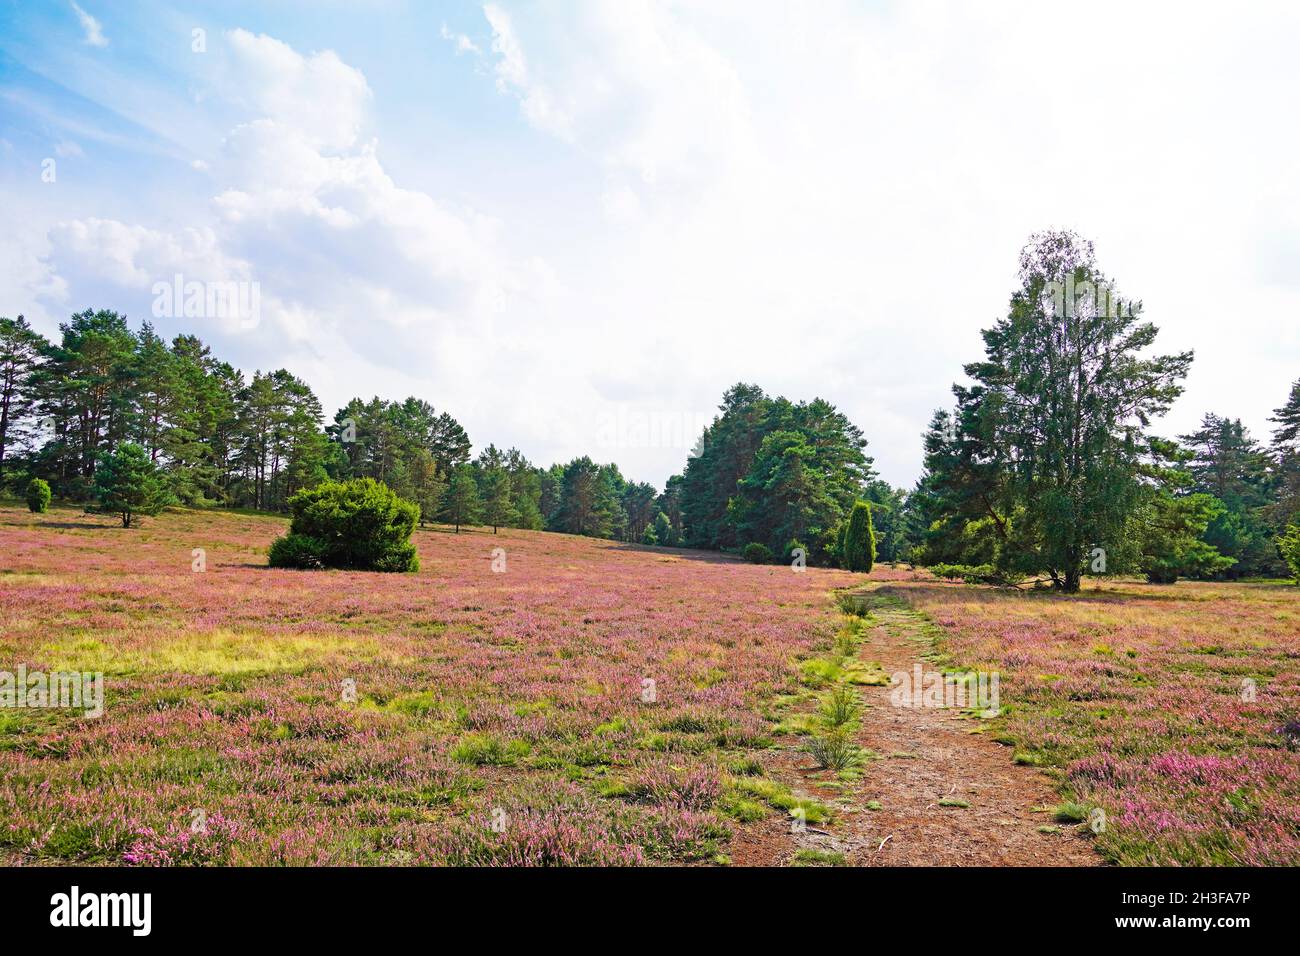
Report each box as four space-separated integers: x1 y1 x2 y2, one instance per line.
742 542 774 564
25 478 51 513
1279 523 1300 584
268 478 420 572
652 512 676 547
806 727 864 772
818 685 861 729
267 532 326 570
450 733 529 766
927 562 1025 587
1052 801 1089 823
841 499 876 573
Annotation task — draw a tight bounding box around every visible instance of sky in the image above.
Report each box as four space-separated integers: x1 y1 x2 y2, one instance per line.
2 0 1298 489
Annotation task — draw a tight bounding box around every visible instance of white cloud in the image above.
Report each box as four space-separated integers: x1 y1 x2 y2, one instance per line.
483 3 573 140
220 29 371 153
33 27 558 440
10 3 1300 487
70 2 107 48
440 23 481 55
462 0 1300 484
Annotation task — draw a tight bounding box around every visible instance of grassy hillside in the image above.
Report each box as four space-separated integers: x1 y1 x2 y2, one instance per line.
885 578 1300 865
1 503 1294 866
0 503 862 865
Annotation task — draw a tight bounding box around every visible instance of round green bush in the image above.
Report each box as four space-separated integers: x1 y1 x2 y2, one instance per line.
25 478 51 514
742 542 774 564
268 478 420 572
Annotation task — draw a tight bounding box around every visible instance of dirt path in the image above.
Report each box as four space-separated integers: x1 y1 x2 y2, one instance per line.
734 589 1103 867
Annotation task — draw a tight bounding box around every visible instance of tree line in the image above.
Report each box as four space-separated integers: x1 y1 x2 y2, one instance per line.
7 235 1297 587
2 309 880 558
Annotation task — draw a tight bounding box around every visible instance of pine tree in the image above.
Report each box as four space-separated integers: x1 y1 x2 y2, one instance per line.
132 322 173 461
443 464 481 533
505 448 544 530
407 449 446 527
1271 379 1300 526
93 442 172 527
1137 491 1236 584
0 315 47 483
1179 413 1278 577
555 456 622 537
677 384 873 558
35 309 140 495
482 467 515 533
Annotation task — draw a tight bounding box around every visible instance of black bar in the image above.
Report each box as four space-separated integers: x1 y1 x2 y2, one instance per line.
0 866 1282 942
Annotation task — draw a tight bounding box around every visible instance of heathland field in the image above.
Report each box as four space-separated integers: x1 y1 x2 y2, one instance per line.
0 504 1296 866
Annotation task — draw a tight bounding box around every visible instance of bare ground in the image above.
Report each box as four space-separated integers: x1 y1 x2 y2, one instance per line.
733 591 1103 867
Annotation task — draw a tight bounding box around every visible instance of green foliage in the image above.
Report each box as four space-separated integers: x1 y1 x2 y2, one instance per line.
652 511 675 546
1180 414 1281 577
805 727 864 772
14 301 1299 579
919 232 1193 591
480 466 515 533
620 480 659 543
0 315 46 482
928 562 990 582
551 456 623 537
1137 492 1235 584
93 443 173 527
678 384 873 561
1271 379 1300 528
450 733 529 766
405 449 446 527
742 541 773 564
791 848 847 867
268 478 419 572
1052 802 1089 823
442 464 481 533
818 685 861 729
1278 522 1300 584
25 477 50 513
266 532 326 570
863 480 908 563
841 499 876 572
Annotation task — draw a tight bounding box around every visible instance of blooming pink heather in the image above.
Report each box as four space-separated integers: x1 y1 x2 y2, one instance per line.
0 505 864 865
889 579 1300 866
